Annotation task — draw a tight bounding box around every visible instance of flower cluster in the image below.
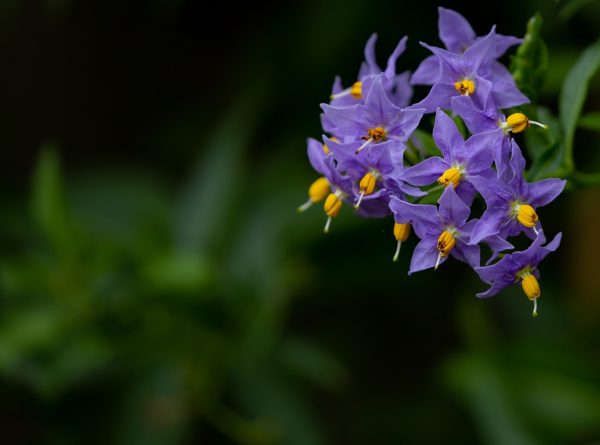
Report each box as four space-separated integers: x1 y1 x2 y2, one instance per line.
299 8 565 316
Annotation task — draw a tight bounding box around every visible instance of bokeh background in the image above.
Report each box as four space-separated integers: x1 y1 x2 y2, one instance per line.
1 0 600 444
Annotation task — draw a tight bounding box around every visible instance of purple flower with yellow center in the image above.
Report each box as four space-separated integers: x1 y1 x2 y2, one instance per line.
298 137 354 233
476 231 562 317
329 34 412 108
410 26 529 113
452 94 549 173
389 185 480 273
321 76 424 154
412 8 523 99
469 140 566 244
326 137 425 215
401 109 499 205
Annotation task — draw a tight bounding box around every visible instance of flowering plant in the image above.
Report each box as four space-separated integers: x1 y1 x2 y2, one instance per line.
298 8 584 317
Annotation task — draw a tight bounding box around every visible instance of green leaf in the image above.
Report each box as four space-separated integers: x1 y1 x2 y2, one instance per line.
511 13 548 102
577 112 600 131
559 38 600 172
30 145 73 253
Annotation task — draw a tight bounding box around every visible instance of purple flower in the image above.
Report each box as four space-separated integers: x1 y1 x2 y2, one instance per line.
322 76 424 153
469 141 566 244
413 7 522 86
476 231 562 316
401 109 499 205
327 138 425 215
389 185 480 273
330 34 412 108
300 137 355 233
411 26 529 113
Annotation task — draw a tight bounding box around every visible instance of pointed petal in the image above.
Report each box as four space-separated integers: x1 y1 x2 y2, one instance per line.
433 108 464 159
494 34 523 58
409 238 441 274
527 178 566 207
389 197 439 239
463 26 497 72
438 7 476 53
451 95 498 133
491 79 530 108
452 242 480 268
411 55 440 85
363 33 380 75
462 130 499 174
364 76 401 125
401 156 448 186
388 107 425 142
476 276 513 298
384 36 407 78
410 82 457 113
438 185 471 226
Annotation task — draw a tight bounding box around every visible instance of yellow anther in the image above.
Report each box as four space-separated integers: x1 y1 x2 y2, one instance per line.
521 273 540 300
437 230 456 256
322 143 330 154
393 223 411 242
350 81 363 99
506 113 529 133
504 113 548 134
437 167 462 188
454 78 475 96
359 172 377 195
364 127 386 142
517 204 539 228
324 192 343 218
308 177 330 203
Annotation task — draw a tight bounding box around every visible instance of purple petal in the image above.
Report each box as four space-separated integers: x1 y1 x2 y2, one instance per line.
438 185 471 226
384 36 407 78
463 26 497 73
527 178 566 207
462 130 499 174
401 156 448 186
438 7 476 53
494 34 523 58
469 210 505 245
307 137 329 174
491 79 530 109
363 33 380 75
452 242 480 269
411 55 440 85
389 197 439 239
388 107 425 142
364 76 402 126
409 238 441 274
388 71 413 107
476 276 513 298
433 108 465 160
410 82 457 113
451 95 498 133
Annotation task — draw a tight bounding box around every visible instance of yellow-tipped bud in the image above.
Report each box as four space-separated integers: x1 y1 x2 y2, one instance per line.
359 172 377 195
521 273 540 300
454 78 475 96
437 230 456 256
393 223 411 242
308 177 330 203
365 127 386 142
350 81 363 99
506 113 529 133
324 192 343 218
438 167 462 188
517 204 539 228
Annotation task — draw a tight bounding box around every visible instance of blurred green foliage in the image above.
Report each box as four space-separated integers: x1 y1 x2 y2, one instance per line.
1 1 600 444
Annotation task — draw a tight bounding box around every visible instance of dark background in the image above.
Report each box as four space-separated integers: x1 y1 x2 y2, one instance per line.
1 0 600 444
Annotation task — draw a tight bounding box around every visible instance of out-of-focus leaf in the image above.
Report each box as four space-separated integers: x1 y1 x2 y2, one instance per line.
279 337 347 390
524 107 564 180
559 0 600 22
141 252 214 295
409 129 440 160
445 355 540 445
30 145 73 253
559 38 600 172
511 13 548 102
577 112 600 131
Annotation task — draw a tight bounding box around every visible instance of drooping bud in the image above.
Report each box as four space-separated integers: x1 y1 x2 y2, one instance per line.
437 167 462 188
503 113 548 134
454 78 475 96
516 204 539 228
392 223 411 262
298 177 330 213
521 273 541 317
323 191 343 233
350 81 363 99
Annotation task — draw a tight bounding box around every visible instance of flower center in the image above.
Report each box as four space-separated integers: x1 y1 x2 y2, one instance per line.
323 189 345 233
512 202 539 228
365 127 386 142
437 230 456 257
437 166 462 188
354 170 380 209
454 78 475 96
